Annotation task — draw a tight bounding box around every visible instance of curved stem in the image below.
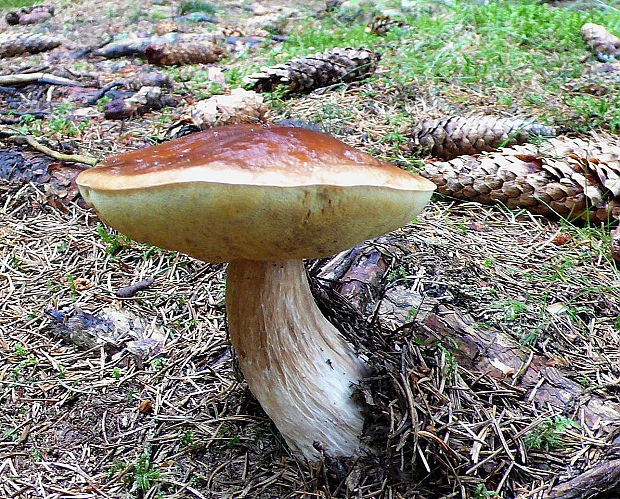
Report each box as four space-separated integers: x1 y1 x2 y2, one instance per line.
226 259 367 460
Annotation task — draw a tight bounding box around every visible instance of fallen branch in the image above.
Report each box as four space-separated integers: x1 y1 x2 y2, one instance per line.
545 459 620 499
84 81 126 105
115 277 155 298
1 128 97 166
15 135 97 166
0 72 84 87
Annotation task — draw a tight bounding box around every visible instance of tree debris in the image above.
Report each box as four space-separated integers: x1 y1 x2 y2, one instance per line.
545 458 620 499
366 15 405 35
409 115 556 159
144 39 225 66
2 130 98 166
84 81 126 105
312 235 620 499
103 86 166 120
0 72 84 87
93 32 226 64
0 148 53 183
581 22 620 62
612 225 620 262
115 277 155 298
92 33 154 59
5 4 55 25
46 306 165 360
167 88 268 138
243 47 381 94
418 135 620 224
0 32 62 58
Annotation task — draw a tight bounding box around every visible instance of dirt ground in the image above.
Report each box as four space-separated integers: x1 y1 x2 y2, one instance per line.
1 1 620 498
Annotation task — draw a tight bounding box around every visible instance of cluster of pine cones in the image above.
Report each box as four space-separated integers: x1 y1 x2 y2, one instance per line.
409 115 620 259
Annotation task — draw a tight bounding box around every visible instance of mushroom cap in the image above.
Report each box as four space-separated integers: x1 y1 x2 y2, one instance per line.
77 124 435 262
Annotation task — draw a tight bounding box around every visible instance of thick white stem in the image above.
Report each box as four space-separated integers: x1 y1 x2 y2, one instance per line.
226 259 367 460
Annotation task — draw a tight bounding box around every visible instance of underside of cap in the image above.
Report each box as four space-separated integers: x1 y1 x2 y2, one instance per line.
77 125 435 262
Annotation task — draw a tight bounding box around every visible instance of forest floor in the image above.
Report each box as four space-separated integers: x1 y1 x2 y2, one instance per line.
1 1 620 498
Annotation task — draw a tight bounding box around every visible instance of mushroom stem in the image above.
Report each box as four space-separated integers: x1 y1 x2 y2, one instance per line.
226 259 368 460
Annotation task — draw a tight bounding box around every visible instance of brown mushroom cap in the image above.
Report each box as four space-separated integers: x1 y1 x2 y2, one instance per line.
77 124 435 262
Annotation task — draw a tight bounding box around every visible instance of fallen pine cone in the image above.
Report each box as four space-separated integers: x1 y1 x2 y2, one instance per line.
562 62 620 96
581 23 620 62
366 15 405 35
418 135 620 224
154 19 179 36
104 86 164 119
409 115 556 160
0 32 62 58
244 47 380 94
144 39 225 66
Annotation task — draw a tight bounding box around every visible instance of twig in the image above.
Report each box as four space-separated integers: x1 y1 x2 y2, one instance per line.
0 111 49 125
0 73 84 87
115 277 155 298
85 81 126 106
0 128 98 165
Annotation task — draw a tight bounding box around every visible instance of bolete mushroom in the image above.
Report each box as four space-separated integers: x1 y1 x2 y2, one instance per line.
76 124 435 460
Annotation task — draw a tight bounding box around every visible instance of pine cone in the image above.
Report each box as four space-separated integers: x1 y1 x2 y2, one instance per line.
419 136 620 223
104 86 164 119
244 47 381 94
0 32 61 58
409 115 556 160
154 20 179 36
581 23 620 62
145 39 225 66
562 62 620 95
366 15 405 35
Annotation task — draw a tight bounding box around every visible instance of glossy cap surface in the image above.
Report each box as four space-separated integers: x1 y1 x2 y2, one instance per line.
77 124 435 262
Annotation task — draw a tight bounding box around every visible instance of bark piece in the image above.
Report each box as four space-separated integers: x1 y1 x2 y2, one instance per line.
545 459 620 499
46 306 165 360
93 34 152 58
409 115 556 160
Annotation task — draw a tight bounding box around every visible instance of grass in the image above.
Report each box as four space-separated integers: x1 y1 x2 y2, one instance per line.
96 223 130 256
260 0 620 129
524 416 580 451
2 0 620 498
0 0 41 9
179 1 217 15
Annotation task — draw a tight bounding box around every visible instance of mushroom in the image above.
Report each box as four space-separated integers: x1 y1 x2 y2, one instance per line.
76 124 435 460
